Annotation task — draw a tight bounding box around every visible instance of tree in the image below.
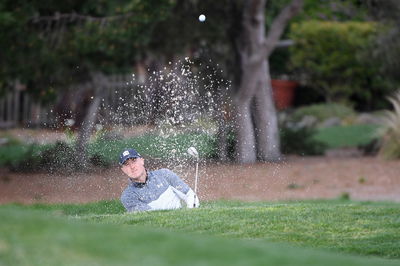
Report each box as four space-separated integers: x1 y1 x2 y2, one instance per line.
0 0 174 98
289 21 381 104
152 0 304 163
0 0 175 168
1 0 304 165
365 0 400 85
234 0 304 163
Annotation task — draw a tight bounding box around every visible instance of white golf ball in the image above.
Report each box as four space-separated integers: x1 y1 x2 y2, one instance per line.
198 14 206 22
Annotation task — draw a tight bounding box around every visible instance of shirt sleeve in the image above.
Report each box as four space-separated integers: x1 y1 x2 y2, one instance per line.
121 190 151 212
161 169 199 208
161 169 190 194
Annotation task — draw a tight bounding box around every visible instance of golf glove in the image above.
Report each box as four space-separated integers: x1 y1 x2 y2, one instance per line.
186 189 200 208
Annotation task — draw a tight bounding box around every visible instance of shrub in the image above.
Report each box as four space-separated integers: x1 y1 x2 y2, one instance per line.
280 126 327 155
289 21 394 109
279 111 327 155
291 103 356 124
378 90 400 159
0 133 21 146
7 145 42 172
39 142 78 173
218 124 327 158
6 130 220 172
9 141 111 173
89 154 112 168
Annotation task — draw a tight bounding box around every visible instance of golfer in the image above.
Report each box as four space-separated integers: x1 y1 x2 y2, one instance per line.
119 148 200 212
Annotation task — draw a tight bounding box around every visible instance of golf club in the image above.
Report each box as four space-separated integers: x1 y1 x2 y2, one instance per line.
187 146 199 207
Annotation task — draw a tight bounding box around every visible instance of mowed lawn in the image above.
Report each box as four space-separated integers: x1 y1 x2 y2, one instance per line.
0 200 399 266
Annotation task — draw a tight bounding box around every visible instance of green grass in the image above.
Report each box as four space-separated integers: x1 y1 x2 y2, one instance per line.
292 103 356 123
1 200 399 266
0 132 216 167
2 205 399 266
0 125 381 166
313 124 379 149
88 132 216 163
0 143 50 167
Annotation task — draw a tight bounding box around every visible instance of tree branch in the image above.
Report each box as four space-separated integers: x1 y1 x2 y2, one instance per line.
249 0 304 64
29 12 133 25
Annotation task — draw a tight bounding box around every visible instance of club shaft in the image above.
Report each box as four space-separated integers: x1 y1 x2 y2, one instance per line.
194 160 199 208
194 161 199 194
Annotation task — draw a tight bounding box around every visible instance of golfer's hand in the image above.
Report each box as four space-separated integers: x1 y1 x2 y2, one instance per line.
186 190 200 208
193 195 200 208
187 195 200 208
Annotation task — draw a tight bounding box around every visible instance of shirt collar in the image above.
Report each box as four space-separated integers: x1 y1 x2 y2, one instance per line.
130 170 150 187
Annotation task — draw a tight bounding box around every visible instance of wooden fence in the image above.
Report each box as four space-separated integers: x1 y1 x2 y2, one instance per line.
0 89 54 129
0 74 139 129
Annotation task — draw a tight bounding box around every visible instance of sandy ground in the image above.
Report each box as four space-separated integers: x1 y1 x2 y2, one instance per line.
1 156 399 204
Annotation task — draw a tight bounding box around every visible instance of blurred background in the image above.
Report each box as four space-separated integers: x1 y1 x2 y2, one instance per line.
1 0 400 203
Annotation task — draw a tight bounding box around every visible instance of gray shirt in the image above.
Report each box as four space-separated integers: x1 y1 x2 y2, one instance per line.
121 168 191 212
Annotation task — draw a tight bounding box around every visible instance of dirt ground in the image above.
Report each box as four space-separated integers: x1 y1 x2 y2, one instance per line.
1 156 399 204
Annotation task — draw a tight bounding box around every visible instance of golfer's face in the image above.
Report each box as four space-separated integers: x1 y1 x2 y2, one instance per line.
121 158 146 181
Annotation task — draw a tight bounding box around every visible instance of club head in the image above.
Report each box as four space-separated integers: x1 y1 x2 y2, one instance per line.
187 146 199 159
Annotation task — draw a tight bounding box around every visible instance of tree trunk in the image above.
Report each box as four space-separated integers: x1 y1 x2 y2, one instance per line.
234 97 257 163
234 0 267 163
234 59 263 163
253 61 281 161
216 107 230 162
75 73 107 169
233 0 303 163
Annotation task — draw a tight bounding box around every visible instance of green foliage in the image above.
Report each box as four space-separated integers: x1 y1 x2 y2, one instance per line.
269 0 369 80
278 103 357 155
0 132 216 171
225 122 327 157
9 200 125 215
298 0 368 22
39 142 77 171
89 132 217 163
0 133 22 146
314 124 379 149
365 0 400 86
4 145 41 172
280 126 327 155
0 123 380 170
280 104 379 152
1 200 400 264
378 90 400 159
3 142 79 173
338 192 351 200
0 0 175 101
0 143 47 169
267 0 368 36
289 21 393 109
292 103 356 123
3 141 107 173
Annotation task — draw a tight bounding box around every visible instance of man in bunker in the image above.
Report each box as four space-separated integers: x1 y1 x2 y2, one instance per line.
119 148 199 212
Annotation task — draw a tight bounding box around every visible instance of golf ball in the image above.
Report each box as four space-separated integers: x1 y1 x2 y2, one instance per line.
199 14 206 22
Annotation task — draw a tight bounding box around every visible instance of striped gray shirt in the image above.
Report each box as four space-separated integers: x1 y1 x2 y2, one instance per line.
121 168 192 212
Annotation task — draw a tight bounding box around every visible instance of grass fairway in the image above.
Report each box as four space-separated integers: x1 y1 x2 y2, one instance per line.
314 124 379 148
1 200 399 265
